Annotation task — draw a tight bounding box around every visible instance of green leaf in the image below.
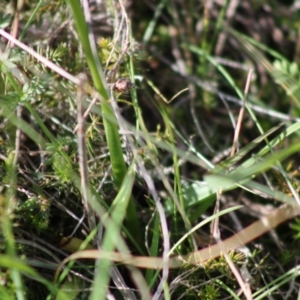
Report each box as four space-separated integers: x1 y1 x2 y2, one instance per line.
0 13 11 29
164 181 216 216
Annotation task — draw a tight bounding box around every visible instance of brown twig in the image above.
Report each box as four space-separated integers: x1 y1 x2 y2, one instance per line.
58 203 300 270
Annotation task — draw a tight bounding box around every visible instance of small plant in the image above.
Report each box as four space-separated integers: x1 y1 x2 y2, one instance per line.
198 284 221 300
1 1 300 299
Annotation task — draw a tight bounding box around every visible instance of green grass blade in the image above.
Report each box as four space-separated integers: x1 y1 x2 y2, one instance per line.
66 0 127 186
90 167 135 300
66 0 142 245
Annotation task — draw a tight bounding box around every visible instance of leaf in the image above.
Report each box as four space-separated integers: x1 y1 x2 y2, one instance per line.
165 181 216 216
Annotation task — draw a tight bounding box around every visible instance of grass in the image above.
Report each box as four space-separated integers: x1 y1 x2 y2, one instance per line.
1 0 300 299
